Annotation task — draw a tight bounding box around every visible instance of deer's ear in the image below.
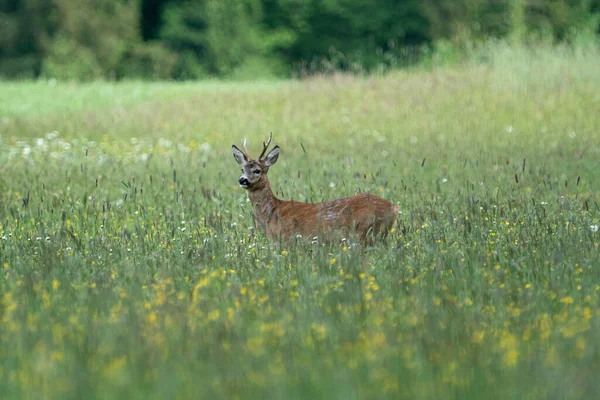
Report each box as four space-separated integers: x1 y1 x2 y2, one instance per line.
263 145 279 167
232 145 247 165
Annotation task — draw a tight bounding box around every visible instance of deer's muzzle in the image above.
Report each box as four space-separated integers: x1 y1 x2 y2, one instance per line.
238 177 250 188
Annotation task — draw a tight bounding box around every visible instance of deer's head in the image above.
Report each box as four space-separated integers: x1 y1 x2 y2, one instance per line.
232 133 279 190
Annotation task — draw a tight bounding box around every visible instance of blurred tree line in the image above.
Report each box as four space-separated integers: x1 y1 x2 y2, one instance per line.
1 0 599 80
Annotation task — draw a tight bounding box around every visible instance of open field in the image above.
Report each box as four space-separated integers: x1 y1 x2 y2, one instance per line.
1 44 600 399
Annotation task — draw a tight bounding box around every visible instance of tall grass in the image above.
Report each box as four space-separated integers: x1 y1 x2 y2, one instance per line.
1 42 600 399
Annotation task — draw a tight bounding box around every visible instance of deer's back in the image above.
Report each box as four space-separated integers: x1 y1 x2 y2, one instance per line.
269 193 399 240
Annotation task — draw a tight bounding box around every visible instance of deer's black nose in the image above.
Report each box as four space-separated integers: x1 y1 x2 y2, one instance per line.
238 177 250 187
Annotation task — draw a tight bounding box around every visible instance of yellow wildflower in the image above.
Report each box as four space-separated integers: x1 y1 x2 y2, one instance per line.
560 296 574 305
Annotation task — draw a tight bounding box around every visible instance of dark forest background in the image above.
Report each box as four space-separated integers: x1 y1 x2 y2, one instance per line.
1 0 599 80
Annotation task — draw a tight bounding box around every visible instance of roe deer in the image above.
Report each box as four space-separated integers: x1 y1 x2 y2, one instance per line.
232 134 400 242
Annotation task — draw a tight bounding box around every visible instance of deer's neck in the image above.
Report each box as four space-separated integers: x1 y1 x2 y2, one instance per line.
247 180 280 228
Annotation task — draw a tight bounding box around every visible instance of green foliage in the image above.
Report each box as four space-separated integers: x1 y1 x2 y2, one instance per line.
41 34 103 81
530 0 600 39
1 0 600 79
0 0 57 78
116 42 179 80
269 0 429 74
39 0 141 80
159 0 291 79
422 0 600 46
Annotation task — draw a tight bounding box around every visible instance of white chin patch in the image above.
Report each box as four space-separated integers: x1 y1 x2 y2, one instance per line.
239 184 249 189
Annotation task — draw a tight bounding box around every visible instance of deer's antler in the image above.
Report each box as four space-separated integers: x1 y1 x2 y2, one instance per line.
258 132 273 160
241 138 250 159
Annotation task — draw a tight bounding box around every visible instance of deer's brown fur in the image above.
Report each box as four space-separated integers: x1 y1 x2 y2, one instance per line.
232 134 399 242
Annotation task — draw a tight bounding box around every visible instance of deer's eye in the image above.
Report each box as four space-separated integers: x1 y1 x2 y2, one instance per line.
253 169 261 175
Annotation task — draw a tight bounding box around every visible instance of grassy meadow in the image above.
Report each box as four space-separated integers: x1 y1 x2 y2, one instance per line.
1 43 600 399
